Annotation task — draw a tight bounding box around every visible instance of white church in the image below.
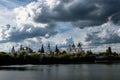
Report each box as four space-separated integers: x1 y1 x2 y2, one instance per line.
67 43 84 54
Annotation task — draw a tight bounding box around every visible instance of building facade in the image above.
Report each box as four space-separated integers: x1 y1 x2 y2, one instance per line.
67 43 84 54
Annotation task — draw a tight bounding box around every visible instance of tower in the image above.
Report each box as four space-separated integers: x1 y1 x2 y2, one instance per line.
47 43 52 54
11 46 15 54
41 44 45 53
55 45 60 54
77 42 84 54
72 43 76 53
20 45 23 50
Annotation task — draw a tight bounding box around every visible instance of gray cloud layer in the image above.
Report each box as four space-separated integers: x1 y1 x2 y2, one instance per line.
0 24 57 43
1 0 120 45
33 0 120 27
84 22 120 45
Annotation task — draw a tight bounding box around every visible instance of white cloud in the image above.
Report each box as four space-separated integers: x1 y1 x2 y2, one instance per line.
0 7 15 26
84 21 120 46
14 5 48 28
0 0 120 52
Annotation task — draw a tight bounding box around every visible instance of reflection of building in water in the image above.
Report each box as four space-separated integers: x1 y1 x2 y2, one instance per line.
67 43 84 54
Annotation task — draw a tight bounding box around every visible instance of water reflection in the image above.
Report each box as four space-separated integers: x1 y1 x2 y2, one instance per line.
0 66 27 71
0 65 39 71
0 64 120 80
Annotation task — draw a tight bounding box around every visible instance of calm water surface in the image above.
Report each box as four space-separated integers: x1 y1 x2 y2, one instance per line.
0 64 120 80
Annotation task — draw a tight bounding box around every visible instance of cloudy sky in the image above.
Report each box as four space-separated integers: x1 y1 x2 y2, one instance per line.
0 0 120 52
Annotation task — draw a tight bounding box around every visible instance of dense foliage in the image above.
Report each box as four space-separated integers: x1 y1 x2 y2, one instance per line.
0 49 120 65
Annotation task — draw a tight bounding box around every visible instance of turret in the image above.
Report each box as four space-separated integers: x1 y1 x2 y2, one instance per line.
11 46 15 54
47 43 52 54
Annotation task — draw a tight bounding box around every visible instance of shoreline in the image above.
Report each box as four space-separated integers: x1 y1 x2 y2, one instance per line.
1 60 120 66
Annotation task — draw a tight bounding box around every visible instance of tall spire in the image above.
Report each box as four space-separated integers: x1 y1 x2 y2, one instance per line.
41 44 44 53
11 46 15 54
72 43 75 48
77 42 81 48
47 43 51 54
20 44 23 50
48 43 50 49
55 45 60 54
77 42 84 54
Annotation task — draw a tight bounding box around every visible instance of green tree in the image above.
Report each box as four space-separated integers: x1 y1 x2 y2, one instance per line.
38 44 44 53
106 47 112 54
77 42 81 47
55 45 60 53
40 44 44 53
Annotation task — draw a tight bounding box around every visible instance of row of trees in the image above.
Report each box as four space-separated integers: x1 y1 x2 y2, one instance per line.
0 52 95 65
0 47 120 65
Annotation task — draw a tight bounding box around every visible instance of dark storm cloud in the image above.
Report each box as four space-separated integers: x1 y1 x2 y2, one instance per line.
109 12 120 25
84 23 120 46
33 0 120 27
85 32 120 45
0 24 57 43
9 25 57 42
1 0 120 43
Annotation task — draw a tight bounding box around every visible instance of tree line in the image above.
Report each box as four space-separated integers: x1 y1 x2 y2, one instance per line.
0 47 120 65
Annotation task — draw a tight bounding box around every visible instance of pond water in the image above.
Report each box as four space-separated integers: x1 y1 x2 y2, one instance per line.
0 64 120 80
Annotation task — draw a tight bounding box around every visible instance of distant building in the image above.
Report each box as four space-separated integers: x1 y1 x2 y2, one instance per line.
18 45 33 54
54 45 60 55
38 44 46 56
11 46 16 54
10 41 84 55
38 44 45 54
67 43 84 54
47 43 53 55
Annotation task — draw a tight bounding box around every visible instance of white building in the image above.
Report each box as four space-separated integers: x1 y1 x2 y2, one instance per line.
17 45 33 54
67 43 84 54
46 43 53 55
